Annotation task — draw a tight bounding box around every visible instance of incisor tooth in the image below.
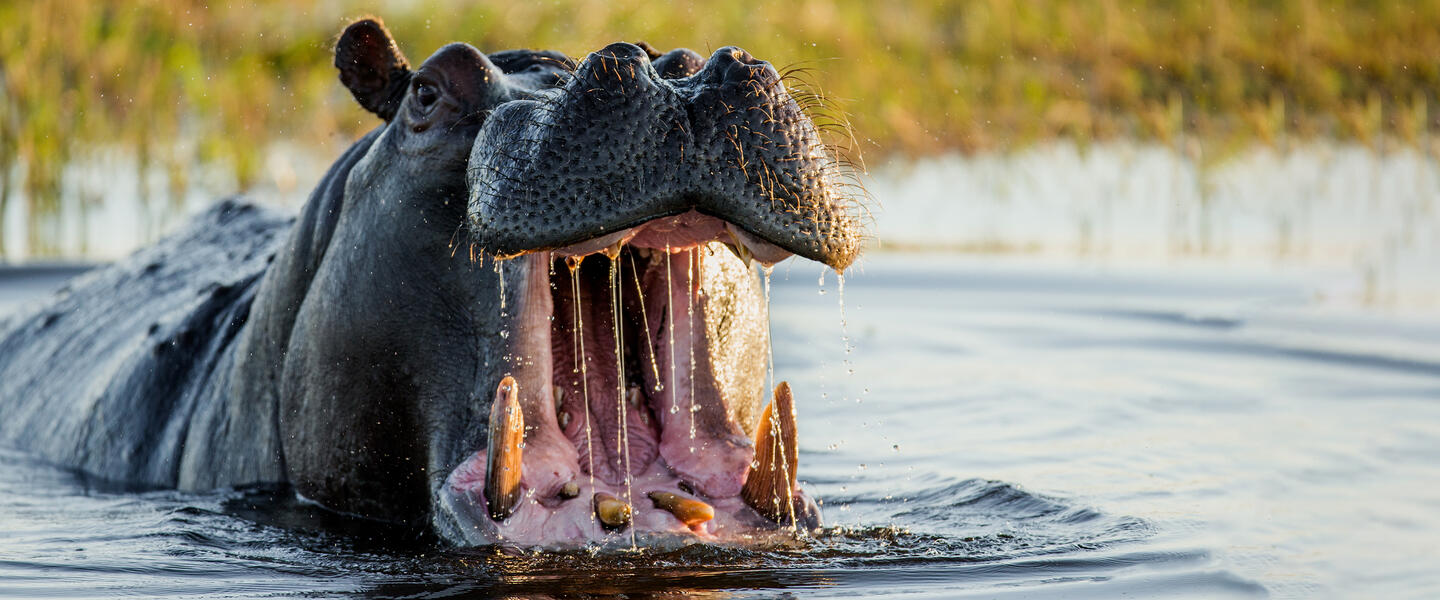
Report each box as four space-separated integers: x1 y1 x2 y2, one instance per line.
724 231 754 267
593 492 632 531
485 376 525 522
741 381 799 524
602 239 624 260
648 491 715 528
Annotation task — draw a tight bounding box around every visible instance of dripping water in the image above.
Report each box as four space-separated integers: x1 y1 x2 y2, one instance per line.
628 252 662 392
761 265 775 412
496 257 507 312
609 253 638 550
665 245 678 418
686 249 698 447
762 264 800 534
567 257 595 495
838 272 855 389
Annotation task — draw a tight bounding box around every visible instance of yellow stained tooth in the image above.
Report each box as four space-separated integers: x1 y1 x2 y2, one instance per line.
724 231 753 267
741 381 799 524
602 239 624 260
648 491 715 528
485 376 525 522
593 492 632 531
559 481 580 500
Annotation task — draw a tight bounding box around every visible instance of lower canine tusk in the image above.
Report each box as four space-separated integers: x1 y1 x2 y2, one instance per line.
648 491 715 528
741 381 799 524
485 376 525 522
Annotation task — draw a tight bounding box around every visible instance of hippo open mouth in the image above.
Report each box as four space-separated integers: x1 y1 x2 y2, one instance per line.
439 43 861 547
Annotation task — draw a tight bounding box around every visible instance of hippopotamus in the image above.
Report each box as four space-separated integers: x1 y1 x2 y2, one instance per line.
0 18 861 548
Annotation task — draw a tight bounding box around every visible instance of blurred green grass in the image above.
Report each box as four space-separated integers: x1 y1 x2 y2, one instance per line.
2 0 1438 236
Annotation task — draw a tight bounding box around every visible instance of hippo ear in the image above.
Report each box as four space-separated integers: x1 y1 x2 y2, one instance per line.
334 18 412 121
632 41 664 60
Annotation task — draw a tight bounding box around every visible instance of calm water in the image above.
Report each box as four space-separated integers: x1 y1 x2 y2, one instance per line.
3 253 1438 598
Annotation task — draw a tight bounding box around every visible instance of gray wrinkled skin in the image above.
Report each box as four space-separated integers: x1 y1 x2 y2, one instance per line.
467 43 861 270
0 25 861 544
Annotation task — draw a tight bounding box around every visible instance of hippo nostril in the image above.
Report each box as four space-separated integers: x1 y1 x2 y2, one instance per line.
701 46 777 87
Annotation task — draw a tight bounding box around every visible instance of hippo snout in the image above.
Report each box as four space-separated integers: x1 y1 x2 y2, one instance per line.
465 42 863 270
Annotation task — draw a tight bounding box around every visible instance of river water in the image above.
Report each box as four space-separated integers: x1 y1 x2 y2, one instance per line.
1 143 1438 598
2 253 1438 598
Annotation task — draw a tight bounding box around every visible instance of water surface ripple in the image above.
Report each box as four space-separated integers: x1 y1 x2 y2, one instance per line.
3 254 1437 598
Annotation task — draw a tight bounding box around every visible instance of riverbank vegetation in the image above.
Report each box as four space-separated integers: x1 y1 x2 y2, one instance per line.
2 0 1438 255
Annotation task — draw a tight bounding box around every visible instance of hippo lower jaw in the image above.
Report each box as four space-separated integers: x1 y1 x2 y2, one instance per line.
439 218 820 549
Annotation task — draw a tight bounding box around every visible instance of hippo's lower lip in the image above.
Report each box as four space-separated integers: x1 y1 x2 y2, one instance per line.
440 223 819 548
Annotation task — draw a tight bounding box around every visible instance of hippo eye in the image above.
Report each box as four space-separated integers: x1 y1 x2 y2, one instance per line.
413 80 440 108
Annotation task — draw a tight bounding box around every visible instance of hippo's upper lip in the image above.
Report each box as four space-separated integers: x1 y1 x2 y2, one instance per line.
464 43 863 270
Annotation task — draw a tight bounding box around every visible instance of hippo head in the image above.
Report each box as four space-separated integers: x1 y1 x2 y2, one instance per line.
331 19 572 207
438 42 864 547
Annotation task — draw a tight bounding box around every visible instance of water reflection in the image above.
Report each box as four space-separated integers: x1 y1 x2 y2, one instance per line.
866 142 1438 308
5 141 1435 308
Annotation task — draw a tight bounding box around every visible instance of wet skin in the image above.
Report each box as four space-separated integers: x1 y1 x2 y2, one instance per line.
0 20 861 548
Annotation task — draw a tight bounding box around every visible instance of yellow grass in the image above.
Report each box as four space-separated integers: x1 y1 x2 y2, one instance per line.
1 0 1437 246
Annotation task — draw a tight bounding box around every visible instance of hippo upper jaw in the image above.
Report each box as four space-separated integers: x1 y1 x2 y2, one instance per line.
465 43 863 271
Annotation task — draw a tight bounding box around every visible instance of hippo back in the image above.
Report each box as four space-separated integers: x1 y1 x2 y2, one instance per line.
0 199 290 487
